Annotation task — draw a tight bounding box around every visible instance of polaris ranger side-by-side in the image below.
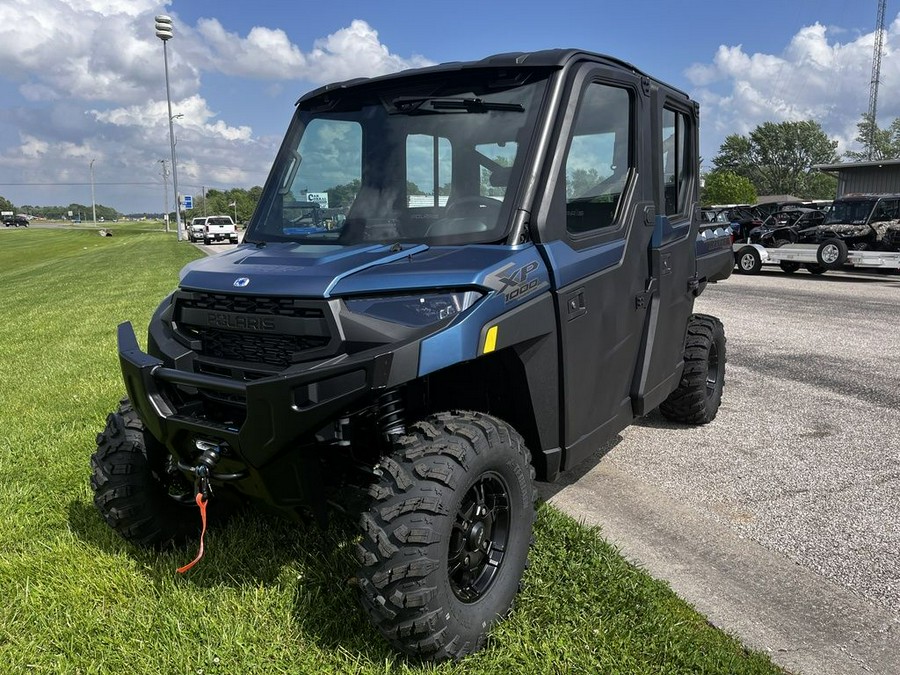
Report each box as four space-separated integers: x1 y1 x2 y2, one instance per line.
91 49 733 661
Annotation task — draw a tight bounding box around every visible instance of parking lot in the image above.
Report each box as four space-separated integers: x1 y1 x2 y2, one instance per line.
547 266 900 673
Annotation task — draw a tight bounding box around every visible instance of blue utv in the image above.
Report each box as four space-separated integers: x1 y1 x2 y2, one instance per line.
91 49 733 661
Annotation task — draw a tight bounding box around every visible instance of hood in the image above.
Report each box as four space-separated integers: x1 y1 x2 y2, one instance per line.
179 241 527 297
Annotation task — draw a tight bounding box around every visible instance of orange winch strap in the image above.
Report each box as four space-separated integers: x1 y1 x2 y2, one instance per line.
176 492 208 574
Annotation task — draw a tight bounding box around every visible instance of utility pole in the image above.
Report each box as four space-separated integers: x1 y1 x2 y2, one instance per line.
867 0 887 160
159 159 170 232
90 158 97 224
155 15 183 240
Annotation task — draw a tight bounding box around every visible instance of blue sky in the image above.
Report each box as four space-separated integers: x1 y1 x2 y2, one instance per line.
0 0 895 213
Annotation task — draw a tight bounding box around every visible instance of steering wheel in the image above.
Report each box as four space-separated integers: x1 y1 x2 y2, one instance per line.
445 196 502 220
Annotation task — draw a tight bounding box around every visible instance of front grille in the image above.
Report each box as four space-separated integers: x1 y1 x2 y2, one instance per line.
174 291 336 368
199 328 329 367
178 293 325 319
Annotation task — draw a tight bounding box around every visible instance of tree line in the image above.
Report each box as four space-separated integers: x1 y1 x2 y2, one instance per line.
183 186 263 223
0 198 123 221
703 112 900 206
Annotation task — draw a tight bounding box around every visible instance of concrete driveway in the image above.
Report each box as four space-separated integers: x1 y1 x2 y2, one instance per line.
546 267 900 674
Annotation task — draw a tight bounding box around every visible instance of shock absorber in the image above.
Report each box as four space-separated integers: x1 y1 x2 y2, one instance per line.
377 388 406 441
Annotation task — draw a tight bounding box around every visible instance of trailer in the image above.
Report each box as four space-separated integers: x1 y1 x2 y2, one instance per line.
734 242 900 275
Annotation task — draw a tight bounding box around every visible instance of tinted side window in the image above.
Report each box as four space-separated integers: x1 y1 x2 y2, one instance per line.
662 108 691 217
564 83 632 234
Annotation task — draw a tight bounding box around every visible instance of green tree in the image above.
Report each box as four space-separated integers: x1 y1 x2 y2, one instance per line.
712 120 839 198
566 168 602 198
0 195 14 212
844 113 900 161
805 172 839 200
702 170 757 206
185 186 263 224
327 179 361 209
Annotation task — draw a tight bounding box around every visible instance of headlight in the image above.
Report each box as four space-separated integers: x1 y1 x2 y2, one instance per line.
344 291 482 327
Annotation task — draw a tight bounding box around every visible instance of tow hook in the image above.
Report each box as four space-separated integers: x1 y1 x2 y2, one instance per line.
177 440 248 492
175 440 246 574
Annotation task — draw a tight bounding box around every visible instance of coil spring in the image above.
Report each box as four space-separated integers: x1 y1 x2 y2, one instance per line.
377 389 406 439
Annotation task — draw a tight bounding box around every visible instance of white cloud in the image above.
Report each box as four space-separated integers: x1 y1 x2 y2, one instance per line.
195 18 432 83
687 17 900 158
0 4 433 212
0 0 198 105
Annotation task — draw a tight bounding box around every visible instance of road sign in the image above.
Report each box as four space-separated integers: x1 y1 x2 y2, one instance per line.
183 195 193 209
306 192 329 208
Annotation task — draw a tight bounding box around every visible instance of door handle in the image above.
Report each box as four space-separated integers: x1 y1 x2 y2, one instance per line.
566 288 586 320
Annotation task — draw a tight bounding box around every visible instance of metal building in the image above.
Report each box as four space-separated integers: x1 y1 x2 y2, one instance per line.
814 159 900 197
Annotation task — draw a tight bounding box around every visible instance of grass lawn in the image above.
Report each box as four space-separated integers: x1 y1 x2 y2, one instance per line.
0 228 781 674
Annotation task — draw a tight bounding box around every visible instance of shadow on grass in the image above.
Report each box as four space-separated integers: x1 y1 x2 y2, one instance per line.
67 496 395 660
67 497 354 584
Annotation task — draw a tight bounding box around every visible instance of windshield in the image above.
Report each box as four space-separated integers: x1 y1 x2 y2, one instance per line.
823 200 875 226
247 70 550 246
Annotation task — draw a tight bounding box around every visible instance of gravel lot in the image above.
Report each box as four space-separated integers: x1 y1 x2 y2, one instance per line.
601 267 900 613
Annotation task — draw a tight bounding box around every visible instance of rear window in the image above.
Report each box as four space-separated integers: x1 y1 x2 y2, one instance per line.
208 218 232 225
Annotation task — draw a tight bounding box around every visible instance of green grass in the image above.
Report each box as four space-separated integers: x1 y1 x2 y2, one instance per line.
0 229 781 674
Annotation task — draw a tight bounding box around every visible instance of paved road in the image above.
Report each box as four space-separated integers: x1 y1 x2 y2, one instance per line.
547 267 900 674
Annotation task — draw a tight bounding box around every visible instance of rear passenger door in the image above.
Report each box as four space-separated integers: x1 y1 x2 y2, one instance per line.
631 95 700 414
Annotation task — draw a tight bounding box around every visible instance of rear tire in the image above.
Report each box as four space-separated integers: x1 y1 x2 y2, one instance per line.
90 399 198 548
660 314 726 425
816 238 848 270
356 411 537 661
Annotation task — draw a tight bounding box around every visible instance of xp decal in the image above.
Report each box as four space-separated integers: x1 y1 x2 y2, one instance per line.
487 260 548 303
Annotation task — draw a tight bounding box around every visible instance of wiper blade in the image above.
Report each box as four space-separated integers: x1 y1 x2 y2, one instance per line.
391 96 523 114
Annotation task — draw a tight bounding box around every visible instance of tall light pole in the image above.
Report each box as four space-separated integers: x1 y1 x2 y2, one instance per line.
159 159 170 232
155 15 183 241
89 158 97 224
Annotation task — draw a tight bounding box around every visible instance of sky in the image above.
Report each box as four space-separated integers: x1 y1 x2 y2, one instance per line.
0 0 896 214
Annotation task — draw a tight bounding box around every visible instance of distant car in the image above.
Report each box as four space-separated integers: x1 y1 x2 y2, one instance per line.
2 213 29 227
188 217 206 242
749 208 826 247
200 215 239 244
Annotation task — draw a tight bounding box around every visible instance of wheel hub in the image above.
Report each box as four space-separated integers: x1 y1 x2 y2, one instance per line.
448 473 511 603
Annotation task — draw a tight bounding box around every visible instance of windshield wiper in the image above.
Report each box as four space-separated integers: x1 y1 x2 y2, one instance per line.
391 96 524 114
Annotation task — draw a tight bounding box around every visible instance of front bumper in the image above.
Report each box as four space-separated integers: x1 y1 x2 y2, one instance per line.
118 321 418 471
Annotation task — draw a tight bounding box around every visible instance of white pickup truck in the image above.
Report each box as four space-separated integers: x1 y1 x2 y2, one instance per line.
192 215 238 245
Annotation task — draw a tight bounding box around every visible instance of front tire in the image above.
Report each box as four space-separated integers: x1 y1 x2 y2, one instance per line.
735 246 762 274
90 399 197 548
356 411 537 661
660 314 726 425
